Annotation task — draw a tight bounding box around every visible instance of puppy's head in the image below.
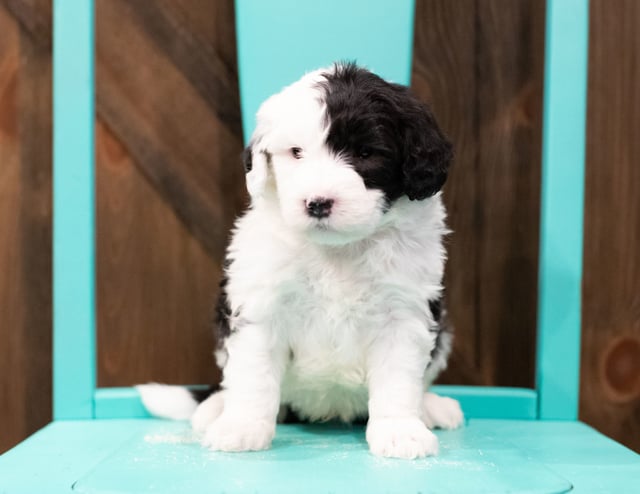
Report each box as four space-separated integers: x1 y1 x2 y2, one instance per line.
244 62 452 245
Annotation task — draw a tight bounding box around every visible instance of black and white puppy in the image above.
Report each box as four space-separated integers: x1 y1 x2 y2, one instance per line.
139 62 463 459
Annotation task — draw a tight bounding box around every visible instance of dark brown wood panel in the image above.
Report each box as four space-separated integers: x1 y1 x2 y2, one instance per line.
412 0 544 388
581 0 640 453
412 0 481 385
0 7 25 452
95 0 246 386
126 0 242 137
96 0 245 261
0 0 51 453
16 17 52 444
473 0 544 387
96 121 221 385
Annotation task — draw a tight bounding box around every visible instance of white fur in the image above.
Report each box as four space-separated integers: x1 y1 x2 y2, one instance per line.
247 70 387 245
144 67 463 459
367 417 439 459
191 391 225 432
422 392 465 430
136 384 198 420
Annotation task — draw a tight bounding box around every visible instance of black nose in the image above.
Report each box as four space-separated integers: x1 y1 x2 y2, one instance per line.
306 198 334 218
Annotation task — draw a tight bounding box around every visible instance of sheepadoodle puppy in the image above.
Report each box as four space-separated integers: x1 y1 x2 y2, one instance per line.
139 62 463 459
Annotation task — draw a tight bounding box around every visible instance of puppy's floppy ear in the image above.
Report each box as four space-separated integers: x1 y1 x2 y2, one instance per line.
243 144 269 200
400 95 453 201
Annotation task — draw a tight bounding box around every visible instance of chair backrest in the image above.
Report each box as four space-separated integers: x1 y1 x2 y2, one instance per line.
52 0 589 421
235 0 416 140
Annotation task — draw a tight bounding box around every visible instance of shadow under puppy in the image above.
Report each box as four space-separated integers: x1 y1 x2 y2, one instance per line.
139 62 463 459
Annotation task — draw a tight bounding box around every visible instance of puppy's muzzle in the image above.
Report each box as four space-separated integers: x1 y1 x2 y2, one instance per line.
306 197 334 219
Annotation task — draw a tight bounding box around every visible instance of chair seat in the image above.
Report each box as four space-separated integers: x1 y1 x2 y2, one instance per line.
1 419 638 493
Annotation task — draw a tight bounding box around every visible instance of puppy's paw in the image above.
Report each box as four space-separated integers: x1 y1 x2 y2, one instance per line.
202 415 275 452
366 416 439 459
191 392 225 433
422 392 464 430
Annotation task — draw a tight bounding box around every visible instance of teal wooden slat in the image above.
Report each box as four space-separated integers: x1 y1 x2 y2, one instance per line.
536 0 589 420
94 388 152 419
235 0 415 142
94 386 208 419
2 419 639 493
94 386 537 420
434 386 538 420
53 0 96 420
69 422 573 494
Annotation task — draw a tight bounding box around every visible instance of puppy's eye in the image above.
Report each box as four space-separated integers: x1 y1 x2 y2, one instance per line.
291 147 303 159
357 147 372 159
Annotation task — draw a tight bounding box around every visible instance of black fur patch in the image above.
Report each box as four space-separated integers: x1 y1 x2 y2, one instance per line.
427 296 450 363
428 298 442 323
430 327 444 362
214 263 233 350
320 62 453 204
190 385 220 404
279 405 368 425
242 146 253 172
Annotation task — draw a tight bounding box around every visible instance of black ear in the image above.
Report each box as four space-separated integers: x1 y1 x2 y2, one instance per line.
242 146 253 172
401 97 453 201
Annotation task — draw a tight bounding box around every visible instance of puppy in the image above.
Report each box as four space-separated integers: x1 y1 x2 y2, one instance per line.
139 62 463 459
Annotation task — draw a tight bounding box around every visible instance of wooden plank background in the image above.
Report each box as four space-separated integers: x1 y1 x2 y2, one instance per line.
580 0 640 452
95 0 247 386
412 0 545 388
0 0 52 454
0 0 638 454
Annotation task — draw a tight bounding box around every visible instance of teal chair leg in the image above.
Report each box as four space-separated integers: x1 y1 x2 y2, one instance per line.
52 0 96 420
537 0 589 420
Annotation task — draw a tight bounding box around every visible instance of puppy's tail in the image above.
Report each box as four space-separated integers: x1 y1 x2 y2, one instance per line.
136 383 216 420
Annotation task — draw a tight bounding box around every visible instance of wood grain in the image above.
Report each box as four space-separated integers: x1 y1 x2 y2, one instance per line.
96 121 221 385
412 0 544 387
16 18 52 443
96 0 246 262
412 0 481 385
0 1 51 453
0 6 25 453
2 0 51 48
95 0 246 386
473 0 544 387
581 0 640 453
126 0 242 137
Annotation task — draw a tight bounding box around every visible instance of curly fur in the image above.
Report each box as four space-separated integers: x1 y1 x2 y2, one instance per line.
138 63 463 459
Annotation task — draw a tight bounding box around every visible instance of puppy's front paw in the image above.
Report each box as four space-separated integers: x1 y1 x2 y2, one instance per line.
202 415 275 452
366 417 439 459
191 392 224 433
422 392 464 430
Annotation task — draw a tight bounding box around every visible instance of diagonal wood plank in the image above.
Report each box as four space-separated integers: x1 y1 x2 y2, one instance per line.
97 93 232 260
97 120 222 386
10 0 247 261
96 0 247 261
126 0 242 138
1 0 51 48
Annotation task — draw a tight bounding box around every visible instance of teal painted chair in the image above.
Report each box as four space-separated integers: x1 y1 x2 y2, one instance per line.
1 0 639 492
